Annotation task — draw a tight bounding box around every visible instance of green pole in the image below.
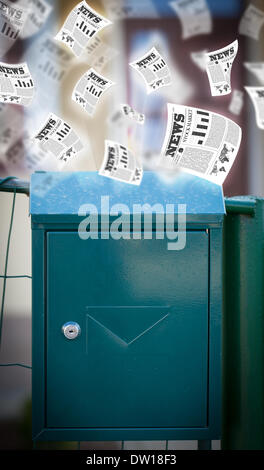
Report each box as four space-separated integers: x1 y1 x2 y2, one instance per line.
223 197 264 449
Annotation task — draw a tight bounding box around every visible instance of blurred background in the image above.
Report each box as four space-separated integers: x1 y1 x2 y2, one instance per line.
0 0 263 449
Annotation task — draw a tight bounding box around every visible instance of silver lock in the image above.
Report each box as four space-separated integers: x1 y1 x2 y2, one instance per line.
62 322 81 340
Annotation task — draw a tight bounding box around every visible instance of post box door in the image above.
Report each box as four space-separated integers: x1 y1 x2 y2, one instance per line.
46 231 209 429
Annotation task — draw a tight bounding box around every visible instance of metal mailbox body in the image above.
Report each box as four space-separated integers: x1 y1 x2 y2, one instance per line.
30 171 224 442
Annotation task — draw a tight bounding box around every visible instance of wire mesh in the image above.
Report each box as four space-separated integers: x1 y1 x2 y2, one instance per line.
0 177 32 369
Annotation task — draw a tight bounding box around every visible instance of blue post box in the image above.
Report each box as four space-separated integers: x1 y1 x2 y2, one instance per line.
30 171 225 447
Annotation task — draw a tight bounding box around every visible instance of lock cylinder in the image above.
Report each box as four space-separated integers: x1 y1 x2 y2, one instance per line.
62 322 81 340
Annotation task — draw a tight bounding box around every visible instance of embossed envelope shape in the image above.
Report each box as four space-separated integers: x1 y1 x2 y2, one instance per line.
85 306 171 348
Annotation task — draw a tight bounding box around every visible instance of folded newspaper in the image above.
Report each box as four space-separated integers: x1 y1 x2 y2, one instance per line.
205 40 238 96
0 62 35 106
169 0 212 39
238 4 264 41
99 140 143 185
33 113 84 166
55 1 112 57
28 34 73 89
244 62 264 85
81 35 118 72
20 0 52 40
158 103 242 185
72 68 114 116
245 86 264 129
108 107 127 128
130 46 171 94
5 130 48 170
0 0 28 58
121 104 145 125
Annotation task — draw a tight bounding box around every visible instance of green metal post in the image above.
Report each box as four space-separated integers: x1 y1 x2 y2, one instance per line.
223 197 264 450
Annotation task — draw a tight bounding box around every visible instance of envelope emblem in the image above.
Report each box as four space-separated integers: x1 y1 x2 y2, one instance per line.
85 306 170 347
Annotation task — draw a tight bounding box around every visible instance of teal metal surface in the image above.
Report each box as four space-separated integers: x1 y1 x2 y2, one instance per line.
225 196 257 216
223 197 264 450
0 176 30 195
46 232 208 429
31 171 223 442
30 171 225 226
32 229 45 439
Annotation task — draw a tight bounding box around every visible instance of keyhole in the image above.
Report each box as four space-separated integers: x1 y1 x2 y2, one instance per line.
62 322 81 339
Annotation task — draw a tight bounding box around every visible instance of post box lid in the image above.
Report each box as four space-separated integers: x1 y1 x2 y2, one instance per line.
30 171 225 225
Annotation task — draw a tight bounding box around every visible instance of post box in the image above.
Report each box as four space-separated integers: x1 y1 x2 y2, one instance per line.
30 171 225 447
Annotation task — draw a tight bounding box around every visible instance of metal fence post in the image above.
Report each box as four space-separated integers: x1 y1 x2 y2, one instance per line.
223 197 264 450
